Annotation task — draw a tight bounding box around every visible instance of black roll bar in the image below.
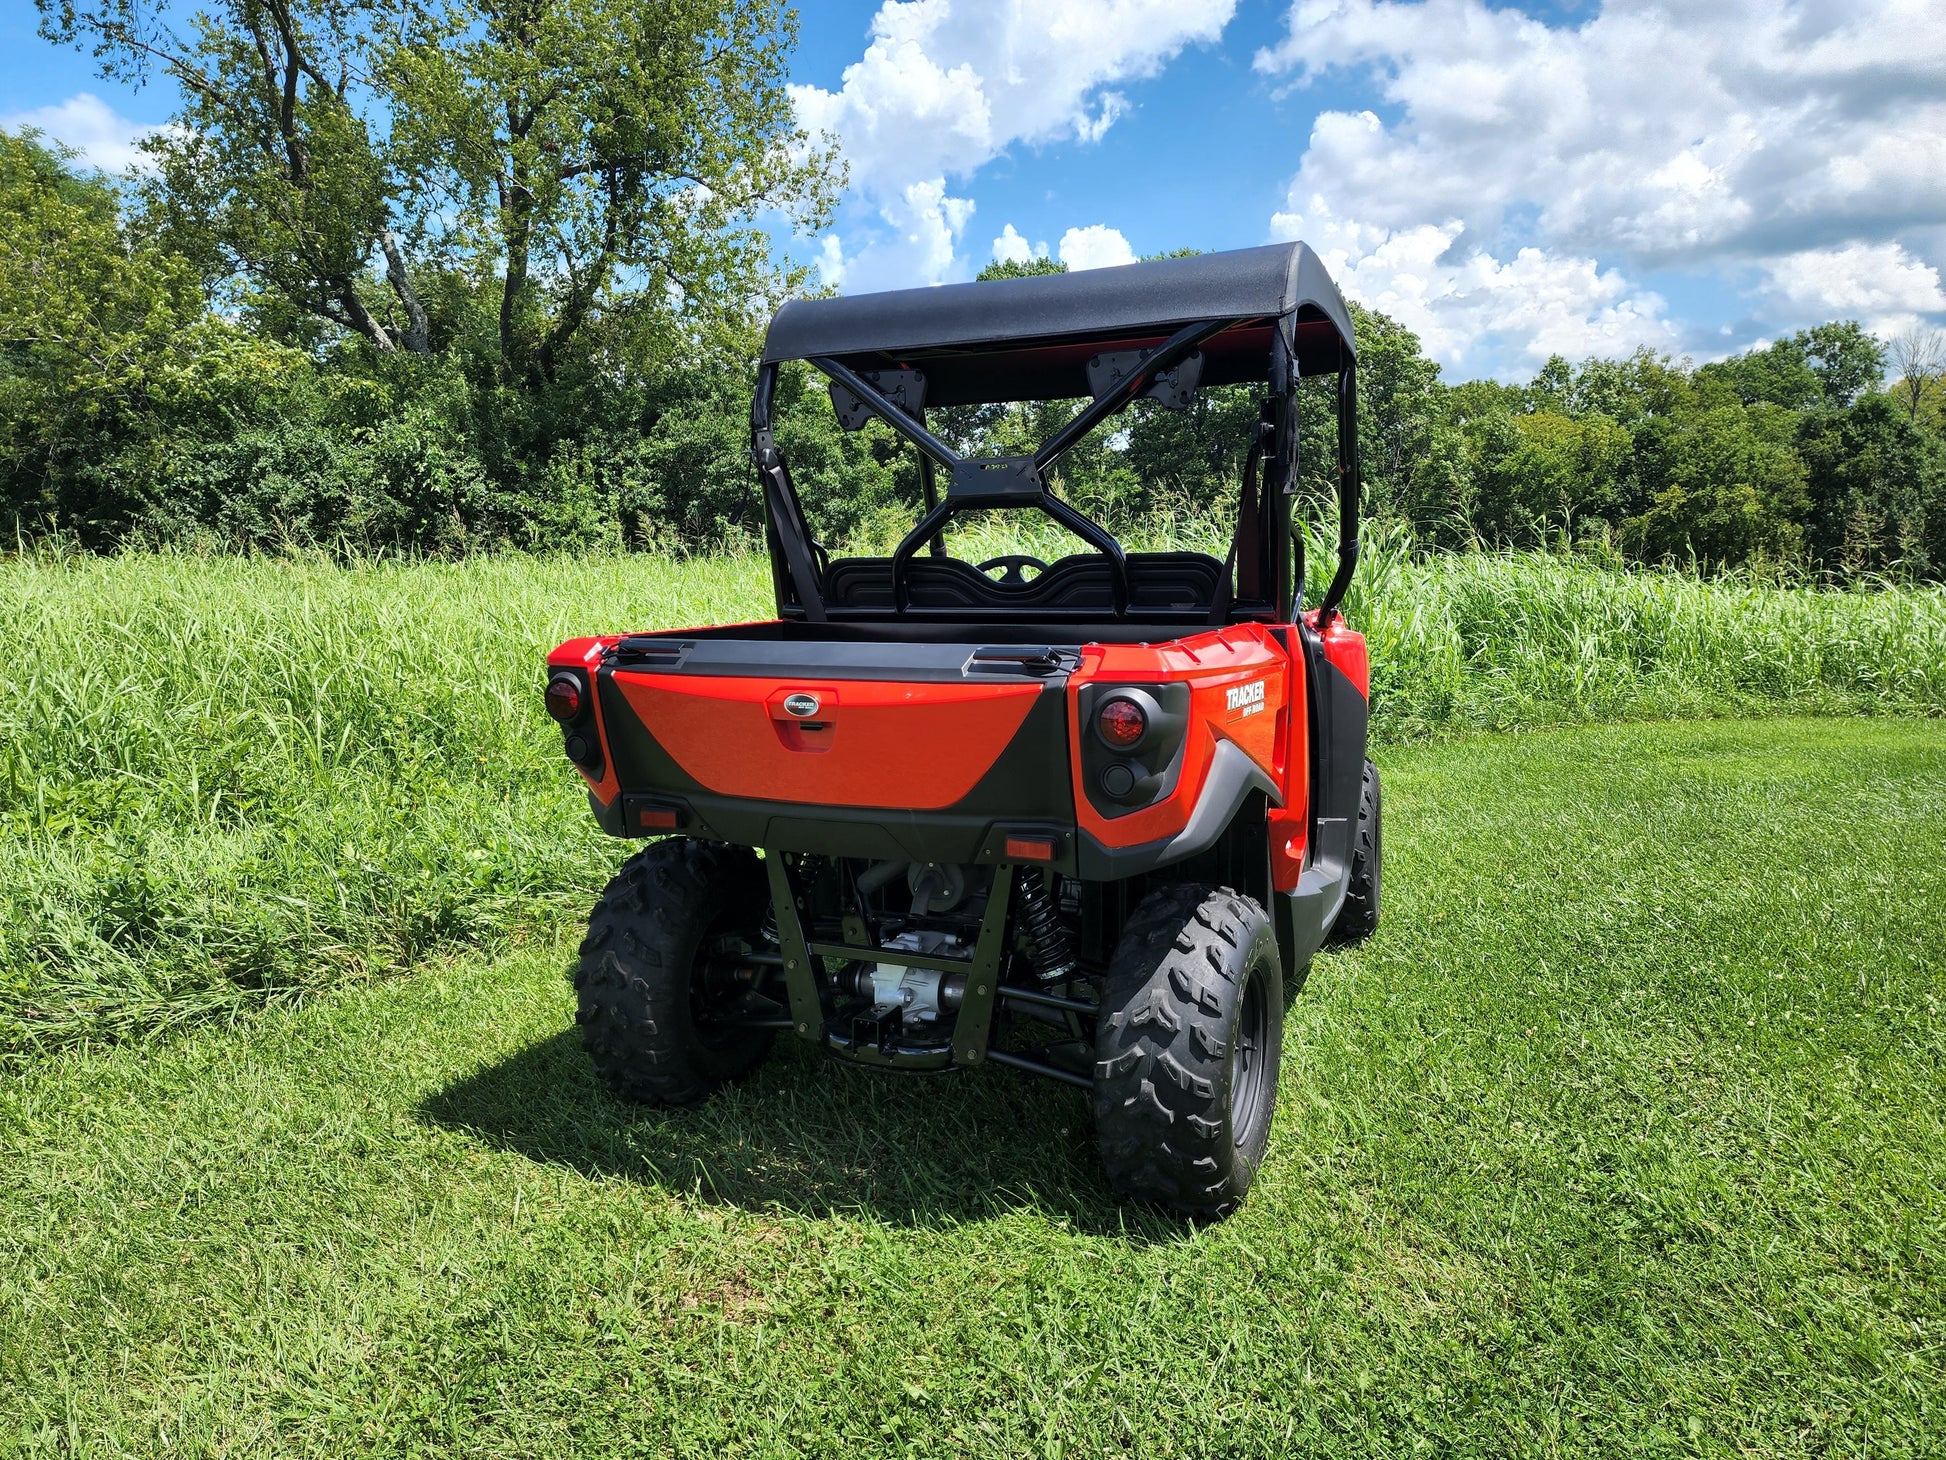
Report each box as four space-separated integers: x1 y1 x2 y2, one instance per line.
816 323 1241 618
752 316 1355 627
887 473 1129 614
810 356 962 470
1031 317 1235 470
1314 364 1360 625
749 363 827 619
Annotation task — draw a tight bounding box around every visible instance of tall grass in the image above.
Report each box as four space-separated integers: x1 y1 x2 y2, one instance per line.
3 542 1941 1058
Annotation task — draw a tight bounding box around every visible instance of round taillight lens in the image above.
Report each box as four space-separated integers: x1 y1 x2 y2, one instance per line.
545 675 584 723
1097 696 1147 749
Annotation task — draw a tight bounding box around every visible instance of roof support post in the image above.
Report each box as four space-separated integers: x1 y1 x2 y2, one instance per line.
748 362 827 622
1266 332 1298 622
1315 363 1361 625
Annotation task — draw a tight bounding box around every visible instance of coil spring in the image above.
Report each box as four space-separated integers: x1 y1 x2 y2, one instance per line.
1016 868 1076 982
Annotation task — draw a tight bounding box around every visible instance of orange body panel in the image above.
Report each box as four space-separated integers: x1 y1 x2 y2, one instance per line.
1308 611 1371 698
552 610 1367 894
614 672 1040 810
1068 625 1293 851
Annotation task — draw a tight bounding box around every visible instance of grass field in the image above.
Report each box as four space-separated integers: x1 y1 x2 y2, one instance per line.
3 716 1942 1456
4 548 1944 1058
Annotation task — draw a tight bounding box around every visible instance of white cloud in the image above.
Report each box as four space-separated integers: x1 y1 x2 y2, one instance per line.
1058 224 1138 271
1 93 164 173
815 179 978 292
795 0 1237 287
991 224 1049 266
1256 0 1946 369
815 234 848 289
1763 243 1946 324
1271 161 1680 373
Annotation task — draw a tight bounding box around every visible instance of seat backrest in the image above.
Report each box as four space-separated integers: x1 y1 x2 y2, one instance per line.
821 551 1223 613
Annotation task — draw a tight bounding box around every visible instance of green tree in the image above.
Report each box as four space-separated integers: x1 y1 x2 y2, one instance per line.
387 0 834 385
1564 347 1695 428
1796 321 1886 408
1694 323 1884 413
40 0 426 351
1795 393 1946 578
976 255 1066 282
42 0 836 383
1465 409 1631 547
0 129 206 536
1627 404 1809 567
1348 302 1442 519
1695 341 1821 412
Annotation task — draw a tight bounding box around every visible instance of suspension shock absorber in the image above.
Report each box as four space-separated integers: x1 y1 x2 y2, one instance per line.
1015 867 1077 982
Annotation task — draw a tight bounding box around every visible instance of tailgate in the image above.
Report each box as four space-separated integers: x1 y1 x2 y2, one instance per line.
592 634 1079 866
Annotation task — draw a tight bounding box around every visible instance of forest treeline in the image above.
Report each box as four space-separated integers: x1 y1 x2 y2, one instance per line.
2 0 1943 575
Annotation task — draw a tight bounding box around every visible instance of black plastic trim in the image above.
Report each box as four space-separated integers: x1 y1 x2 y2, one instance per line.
609 636 1077 683
1076 740 1279 881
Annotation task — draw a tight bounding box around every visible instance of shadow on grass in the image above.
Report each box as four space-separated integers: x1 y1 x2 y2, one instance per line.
420 1025 1192 1241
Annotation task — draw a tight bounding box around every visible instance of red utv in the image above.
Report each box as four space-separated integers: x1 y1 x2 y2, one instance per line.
544 243 1378 1216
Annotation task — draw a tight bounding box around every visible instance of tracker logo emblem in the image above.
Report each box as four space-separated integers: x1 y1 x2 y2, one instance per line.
782 692 822 718
1225 679 1266 717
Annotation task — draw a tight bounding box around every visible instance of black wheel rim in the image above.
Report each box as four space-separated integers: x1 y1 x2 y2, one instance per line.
1230 965 1273 1147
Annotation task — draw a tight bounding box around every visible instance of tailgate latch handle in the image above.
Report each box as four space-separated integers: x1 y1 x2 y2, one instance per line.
965 646 1066 677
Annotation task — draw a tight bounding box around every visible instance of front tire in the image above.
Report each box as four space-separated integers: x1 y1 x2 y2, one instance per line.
573 839 775 1106
1092 885 1284 1217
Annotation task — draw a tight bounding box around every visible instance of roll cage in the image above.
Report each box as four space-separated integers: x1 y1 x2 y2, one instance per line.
747 242 1363 628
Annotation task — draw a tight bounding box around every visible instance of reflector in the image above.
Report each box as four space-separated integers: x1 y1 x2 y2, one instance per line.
1005 835 1055 862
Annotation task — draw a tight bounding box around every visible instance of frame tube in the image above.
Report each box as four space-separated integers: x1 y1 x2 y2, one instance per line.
812 356 962 470
1032 317 1236 471
1315 364 1360 624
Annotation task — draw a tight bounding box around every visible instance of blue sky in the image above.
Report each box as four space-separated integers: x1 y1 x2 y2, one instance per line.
6 0 1944 381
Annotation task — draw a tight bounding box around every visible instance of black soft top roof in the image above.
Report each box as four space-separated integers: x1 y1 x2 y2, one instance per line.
761 242 1356 406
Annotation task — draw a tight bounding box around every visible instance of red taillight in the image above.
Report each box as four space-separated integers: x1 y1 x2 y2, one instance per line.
545 674 584 723
1096 696 1147 749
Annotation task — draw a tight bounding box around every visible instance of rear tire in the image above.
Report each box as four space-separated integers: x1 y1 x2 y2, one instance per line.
1092 885 1283 1218
574 839 775 1106
1328 758 1381 945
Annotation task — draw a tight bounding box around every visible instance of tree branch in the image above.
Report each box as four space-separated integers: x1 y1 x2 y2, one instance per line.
381 228 429 353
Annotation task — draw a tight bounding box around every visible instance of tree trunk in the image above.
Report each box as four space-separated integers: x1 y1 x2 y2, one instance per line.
499 178 532 384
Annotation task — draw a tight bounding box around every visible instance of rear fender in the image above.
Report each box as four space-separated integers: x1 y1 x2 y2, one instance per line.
1070 624 1290 880
546 636 623 823
1274 613 1371 975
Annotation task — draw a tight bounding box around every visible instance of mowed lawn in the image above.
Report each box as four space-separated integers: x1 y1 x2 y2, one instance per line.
2 717 1941 1457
